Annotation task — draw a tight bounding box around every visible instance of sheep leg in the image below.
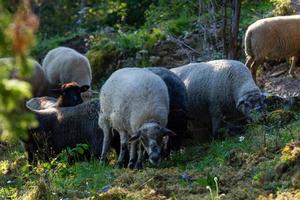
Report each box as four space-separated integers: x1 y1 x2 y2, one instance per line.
250 59 263 82
117 131 128 168
289 56 298 77
99 115 111 164
211 114 222 139
135 141 143 170
128 141 138 169
245 56 254 69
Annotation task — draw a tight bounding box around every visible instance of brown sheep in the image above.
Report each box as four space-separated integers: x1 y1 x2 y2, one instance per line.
245 15 300 81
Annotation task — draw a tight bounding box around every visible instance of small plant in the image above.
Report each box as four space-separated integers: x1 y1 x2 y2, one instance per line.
66 143 90 162
206 177 225 200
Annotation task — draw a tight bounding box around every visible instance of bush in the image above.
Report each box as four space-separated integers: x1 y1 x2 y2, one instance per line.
271 0 294 16
31 32 87 62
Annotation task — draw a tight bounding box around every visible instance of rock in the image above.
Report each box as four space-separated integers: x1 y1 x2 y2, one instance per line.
149 56 160 65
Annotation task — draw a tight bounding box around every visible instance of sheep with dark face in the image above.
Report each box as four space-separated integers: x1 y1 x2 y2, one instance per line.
171 60 265 138
24 97 104 164
42 47 92 100
52 82 89 107
99 68 175 169
147 67 188 156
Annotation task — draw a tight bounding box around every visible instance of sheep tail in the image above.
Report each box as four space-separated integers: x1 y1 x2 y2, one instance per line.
244 29 253 57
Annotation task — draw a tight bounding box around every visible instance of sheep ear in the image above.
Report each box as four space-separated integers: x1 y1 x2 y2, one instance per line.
161 128 176 137
80 85 90 92
129 131 142 142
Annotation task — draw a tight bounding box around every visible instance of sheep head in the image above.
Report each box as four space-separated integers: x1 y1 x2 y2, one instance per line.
237 92 266 122
52 82 89 107
129 122 175 166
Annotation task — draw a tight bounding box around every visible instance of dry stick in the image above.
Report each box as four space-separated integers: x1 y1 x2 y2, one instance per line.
168 36 193 62
169 35 202 56
138 177 154 190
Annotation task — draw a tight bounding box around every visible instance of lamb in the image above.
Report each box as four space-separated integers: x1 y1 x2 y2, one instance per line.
99 68 175 169
42 46 92 99
171 60 265 137
24 97 105 164
147 67 188 155
244 15 300 81
0 57 50 97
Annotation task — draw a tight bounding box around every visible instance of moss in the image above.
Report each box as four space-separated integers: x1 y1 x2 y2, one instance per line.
86 46 119 87
265 109 296 127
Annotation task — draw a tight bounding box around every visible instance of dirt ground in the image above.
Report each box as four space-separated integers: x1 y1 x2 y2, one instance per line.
259 62 300 97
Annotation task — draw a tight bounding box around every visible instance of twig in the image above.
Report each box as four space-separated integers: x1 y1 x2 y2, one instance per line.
169 35 202 55
138 177 154 189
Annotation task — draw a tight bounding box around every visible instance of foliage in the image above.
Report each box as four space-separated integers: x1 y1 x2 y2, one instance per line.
271 0 294 16
31 31 87 61
240 0 274 29
0 1 38 141
26 0 157 38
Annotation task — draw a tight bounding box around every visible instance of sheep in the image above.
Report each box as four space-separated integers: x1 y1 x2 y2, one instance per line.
99 67 175 169
42 46 92 99
0 57 50 97
244 15 300 81
147 67 188 156
171 60 265 138
51 82 90 107
24 97 111 164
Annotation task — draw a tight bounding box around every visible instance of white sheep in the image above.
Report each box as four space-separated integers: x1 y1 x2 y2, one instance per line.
0 57 50 97
245 15 300 81
171 60 265 137
42 46 92 99
99 67 175 169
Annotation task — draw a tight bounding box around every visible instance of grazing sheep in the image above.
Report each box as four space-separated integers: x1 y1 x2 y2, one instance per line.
147 67 188 156
171 60 265 137
24 97 103 164
0 57 50 97
42 47 92 99
245 15 300 81
99 68 175 169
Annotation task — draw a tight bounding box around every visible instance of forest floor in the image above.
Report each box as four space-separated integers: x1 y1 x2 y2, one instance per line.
260 63 300 96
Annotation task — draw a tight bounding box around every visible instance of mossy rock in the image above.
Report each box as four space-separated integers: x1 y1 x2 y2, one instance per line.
86 47 119 86
265 109 295 127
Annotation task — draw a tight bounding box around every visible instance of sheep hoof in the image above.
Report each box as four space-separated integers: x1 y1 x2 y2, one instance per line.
134 162 143 170
289 73 296 78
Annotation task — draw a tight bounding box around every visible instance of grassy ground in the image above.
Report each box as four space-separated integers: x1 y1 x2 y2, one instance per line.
1 110 300 199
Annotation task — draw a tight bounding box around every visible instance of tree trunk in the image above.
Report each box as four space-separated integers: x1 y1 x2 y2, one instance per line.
222 0 228 57
228 0 241 59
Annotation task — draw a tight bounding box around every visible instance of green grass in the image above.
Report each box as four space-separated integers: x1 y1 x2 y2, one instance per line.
51 161 117 197
1 112 300 199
